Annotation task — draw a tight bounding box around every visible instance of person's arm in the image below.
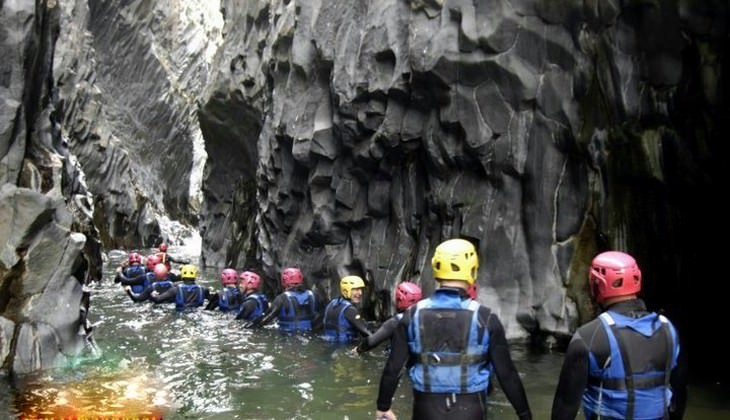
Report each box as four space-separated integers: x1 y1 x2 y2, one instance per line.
150 286 177 304
205 291 220 310
357 316 397 353
486 311 532 420
376 312 410 414
669 330 688 420
344 306 372 337
550 332 590 420
125 285 153 302
248 294 283 328
117 272 148 287
235 298 258 320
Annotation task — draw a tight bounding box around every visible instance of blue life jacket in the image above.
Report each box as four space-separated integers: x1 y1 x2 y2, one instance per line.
278 289 316 333
582 311 678 420
124 265 145 278
151 280 173 294
175 283 204 311
240 293 269 321
219 287 243 313
407 288 491 394
322 297 357 343
130 271 153 294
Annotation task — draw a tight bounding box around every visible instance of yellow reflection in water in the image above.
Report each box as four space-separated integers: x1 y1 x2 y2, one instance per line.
14 368 170 419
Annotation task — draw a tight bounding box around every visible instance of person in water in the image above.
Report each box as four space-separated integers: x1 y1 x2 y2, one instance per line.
155 242 190 273
551 251 687 420
356 281 421 354
235 270 269 322
205 268 244 313
375 238 532 420
115 254 161 293
322 275 372 344
247 267 321 333
150 264 212 311
125 263 175 303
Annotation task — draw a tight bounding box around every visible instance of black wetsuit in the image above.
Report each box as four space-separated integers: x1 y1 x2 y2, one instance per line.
235 293 266 321
551 299 687 420
356 315 399 353
377 287 532 420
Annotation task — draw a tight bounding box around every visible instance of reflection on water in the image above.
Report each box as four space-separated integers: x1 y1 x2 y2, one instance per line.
1 248 729 419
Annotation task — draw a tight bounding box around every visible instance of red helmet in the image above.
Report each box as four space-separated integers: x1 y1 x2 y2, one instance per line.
153 263 169 280
128 252 142 265
159 243 168 252
240 271 262 290
220 268 238 286
467 283 478 300
589 251 642 304
146 254 162 270
281 267 303 288
395 282 422 311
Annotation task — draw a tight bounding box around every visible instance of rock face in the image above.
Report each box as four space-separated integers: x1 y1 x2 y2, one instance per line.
0 2 101 374
200 0 725 342
0 0 726 379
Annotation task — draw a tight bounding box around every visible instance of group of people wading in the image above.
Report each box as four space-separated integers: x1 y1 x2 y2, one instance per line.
113 239 687 420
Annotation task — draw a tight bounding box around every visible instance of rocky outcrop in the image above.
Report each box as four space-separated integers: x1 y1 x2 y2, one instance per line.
0 2 100 375
200 0 725 341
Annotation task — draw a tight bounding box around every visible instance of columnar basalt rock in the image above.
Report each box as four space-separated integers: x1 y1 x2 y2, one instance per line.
200 0 725 344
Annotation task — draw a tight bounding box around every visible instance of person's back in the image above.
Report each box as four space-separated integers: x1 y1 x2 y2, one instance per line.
375 238 532 420
250 267 319 333
551 251 685 420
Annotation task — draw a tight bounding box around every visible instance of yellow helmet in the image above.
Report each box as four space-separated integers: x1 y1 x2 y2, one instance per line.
180 264 198 280
431 238 479 284
340 275 365 299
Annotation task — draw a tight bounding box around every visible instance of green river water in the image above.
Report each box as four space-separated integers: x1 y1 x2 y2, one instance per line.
0 249 727 419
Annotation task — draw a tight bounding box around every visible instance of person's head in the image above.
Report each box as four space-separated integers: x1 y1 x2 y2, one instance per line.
153 263 169 281
281 267 303 289
240 271 262 294
180 264 198 282
589 251 641 306
431 238 479 289
220 268 238 288
340 275 365 304
159 243 168 252
395 281 422 312
128 252 142 266
146 254 162 271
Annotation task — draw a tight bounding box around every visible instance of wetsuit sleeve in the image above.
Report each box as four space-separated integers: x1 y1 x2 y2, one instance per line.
344 306 371 337
358 316 397 353
486 311 532 420
150 286 177 303
126 286 152 302
550 331 589 420
235 299 258 320
256 294 284 326
205 292 220 310
669 335 688 420
117 273 147 286
376 312 410 411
